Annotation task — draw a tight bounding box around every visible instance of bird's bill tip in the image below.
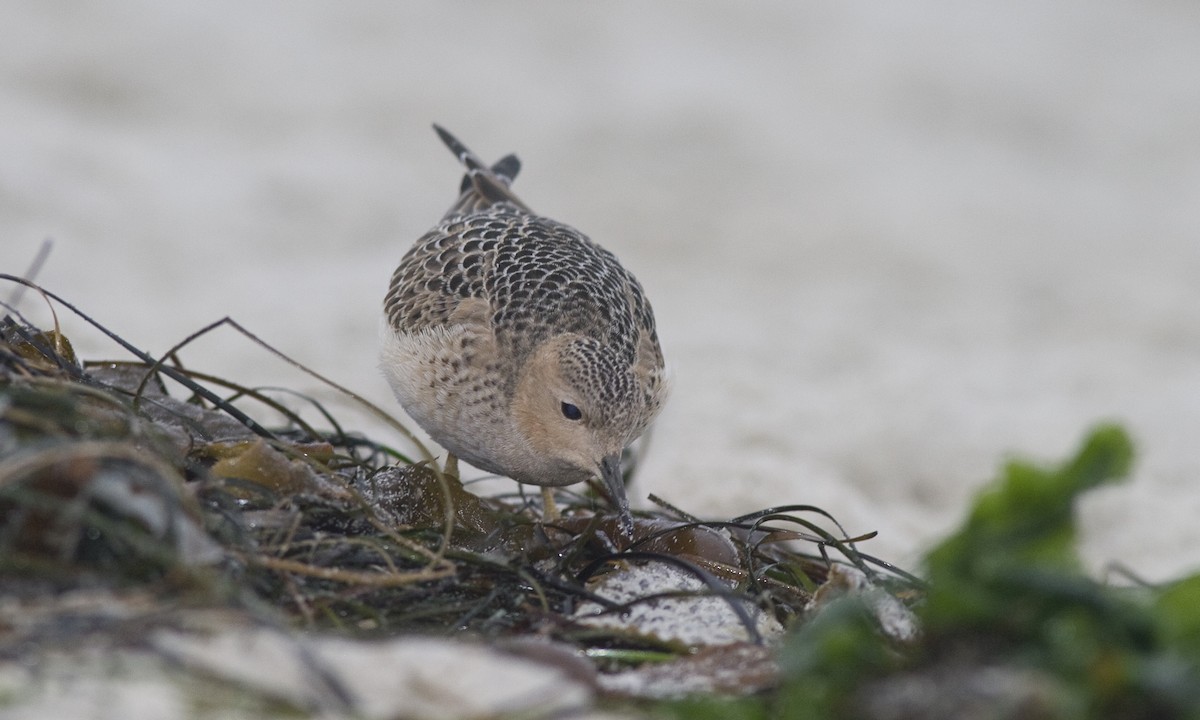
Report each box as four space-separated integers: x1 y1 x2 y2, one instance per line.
599 453 633 535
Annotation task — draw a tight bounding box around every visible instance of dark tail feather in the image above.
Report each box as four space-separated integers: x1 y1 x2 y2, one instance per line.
459 154 521 195
432 124 527 212
433 124 487 174
491 154 521 184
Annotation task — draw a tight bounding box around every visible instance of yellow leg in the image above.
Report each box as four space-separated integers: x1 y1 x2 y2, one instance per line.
443 453 459 481
540 486 560 522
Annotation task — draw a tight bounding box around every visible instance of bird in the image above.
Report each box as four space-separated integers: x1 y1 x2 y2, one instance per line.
381 125 669 534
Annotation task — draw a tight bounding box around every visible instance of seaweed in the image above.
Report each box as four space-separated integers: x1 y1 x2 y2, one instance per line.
1 277 903 692
663 425 1200 720
13 275 1200 718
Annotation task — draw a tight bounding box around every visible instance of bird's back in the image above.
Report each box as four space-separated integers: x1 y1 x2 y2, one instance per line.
384 146 660 388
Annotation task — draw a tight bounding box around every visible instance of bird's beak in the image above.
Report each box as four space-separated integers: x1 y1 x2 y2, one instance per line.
599 453 633 536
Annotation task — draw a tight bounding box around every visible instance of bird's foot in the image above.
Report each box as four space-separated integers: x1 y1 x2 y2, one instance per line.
540 486 560 523
442 453 460 481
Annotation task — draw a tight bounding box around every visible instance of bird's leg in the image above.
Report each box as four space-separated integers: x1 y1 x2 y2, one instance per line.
540 486 560 523
443 453 459 481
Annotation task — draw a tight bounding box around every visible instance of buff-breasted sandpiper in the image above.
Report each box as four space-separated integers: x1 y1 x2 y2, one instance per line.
381 125 668 532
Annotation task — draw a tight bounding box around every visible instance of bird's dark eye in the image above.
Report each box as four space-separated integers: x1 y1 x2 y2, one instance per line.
560 402 583 421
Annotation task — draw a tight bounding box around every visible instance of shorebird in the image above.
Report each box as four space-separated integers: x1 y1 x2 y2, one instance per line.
381 125 668 532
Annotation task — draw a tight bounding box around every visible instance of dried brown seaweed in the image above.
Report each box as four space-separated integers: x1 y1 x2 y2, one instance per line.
0 277 920 694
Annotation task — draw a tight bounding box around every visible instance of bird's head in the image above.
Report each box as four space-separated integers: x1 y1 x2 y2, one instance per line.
509 332 668 525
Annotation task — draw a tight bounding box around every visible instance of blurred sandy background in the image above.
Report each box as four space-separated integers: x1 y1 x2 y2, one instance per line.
3 2 1198 579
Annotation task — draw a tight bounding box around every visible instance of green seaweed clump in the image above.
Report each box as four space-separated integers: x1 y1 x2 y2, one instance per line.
669 425 1200 719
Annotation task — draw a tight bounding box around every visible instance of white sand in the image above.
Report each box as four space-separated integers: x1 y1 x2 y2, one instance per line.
4 2 1199 580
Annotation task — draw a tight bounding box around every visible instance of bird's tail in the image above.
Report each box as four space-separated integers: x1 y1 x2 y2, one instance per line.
433 124 529 215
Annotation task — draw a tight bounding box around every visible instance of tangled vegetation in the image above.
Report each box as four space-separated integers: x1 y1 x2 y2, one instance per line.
4 275 1200 718
0 278 913 707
